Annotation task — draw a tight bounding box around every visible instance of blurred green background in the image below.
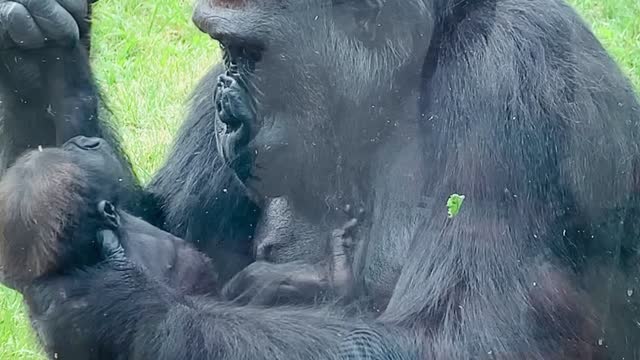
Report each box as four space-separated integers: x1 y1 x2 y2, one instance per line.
1 0 638 358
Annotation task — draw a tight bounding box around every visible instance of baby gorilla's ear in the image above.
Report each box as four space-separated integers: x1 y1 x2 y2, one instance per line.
97 200 120 229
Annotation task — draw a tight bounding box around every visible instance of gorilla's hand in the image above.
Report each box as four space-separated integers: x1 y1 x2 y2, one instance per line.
0 0 92 49
330 205 365 300
221 261 331 306
222 206 364 306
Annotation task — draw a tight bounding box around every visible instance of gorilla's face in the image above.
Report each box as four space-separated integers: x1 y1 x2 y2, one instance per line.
195 0 433 202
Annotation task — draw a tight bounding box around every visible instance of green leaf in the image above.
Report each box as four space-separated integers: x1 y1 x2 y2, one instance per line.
446 194 465 218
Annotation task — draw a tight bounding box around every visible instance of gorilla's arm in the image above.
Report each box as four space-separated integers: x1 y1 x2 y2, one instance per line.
24 230 422 360
0 0 116 171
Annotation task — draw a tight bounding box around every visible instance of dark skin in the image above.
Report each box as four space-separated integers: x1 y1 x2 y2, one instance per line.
3 0 640 358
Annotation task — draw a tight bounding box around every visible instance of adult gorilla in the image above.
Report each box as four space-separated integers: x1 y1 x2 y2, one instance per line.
2 0 640 359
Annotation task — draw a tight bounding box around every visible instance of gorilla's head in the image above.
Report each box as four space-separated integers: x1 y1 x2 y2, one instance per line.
195 0 433 208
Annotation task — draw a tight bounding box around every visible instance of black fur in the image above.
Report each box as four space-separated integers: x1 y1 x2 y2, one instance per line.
25 233 424 359
2 0 640 358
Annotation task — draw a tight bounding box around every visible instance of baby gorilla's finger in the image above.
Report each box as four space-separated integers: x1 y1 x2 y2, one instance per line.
0 2 44 49
16 0 79 44
97 229 126 262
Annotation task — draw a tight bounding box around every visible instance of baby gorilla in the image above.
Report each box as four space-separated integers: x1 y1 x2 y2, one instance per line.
0 136 218 296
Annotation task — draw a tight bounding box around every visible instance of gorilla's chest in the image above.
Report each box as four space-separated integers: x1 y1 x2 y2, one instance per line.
357 198 433 310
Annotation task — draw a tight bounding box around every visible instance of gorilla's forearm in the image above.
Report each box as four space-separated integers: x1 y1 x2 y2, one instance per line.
0 0 102 170
0 45 101 169
25 265 176 359
25 264 374 360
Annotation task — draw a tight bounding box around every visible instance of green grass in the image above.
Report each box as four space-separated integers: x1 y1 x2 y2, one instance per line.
0 0 639 357
572 0 640 86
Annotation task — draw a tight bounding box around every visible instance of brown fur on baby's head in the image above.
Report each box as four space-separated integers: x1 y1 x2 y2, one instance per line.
0 148 90 289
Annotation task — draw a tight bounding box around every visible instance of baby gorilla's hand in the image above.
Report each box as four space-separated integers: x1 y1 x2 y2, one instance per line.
97 229 132 270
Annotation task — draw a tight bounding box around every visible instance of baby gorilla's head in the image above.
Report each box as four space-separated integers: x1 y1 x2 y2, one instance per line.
0 137 123 289
0 137 218 296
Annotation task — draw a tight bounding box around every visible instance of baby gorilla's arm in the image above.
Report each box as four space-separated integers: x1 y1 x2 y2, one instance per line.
23 228 384 360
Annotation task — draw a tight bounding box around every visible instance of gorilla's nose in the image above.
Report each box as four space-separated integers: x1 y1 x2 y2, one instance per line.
68 136 103 150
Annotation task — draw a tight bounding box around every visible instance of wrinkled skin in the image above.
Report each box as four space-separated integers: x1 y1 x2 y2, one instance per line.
2 0 640 359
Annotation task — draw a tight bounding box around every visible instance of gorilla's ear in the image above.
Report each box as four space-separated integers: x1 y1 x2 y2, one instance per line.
97 200 120 229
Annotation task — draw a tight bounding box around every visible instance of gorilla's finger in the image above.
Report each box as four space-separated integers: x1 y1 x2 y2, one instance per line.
0 2 44 49
16 0 79 43
56 0 88 23
337 329 392 360
97 229 126 262
220 274 247 301
249 283 300 306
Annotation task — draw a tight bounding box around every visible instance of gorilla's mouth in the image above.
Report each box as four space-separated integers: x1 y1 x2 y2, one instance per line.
220 42 261 75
